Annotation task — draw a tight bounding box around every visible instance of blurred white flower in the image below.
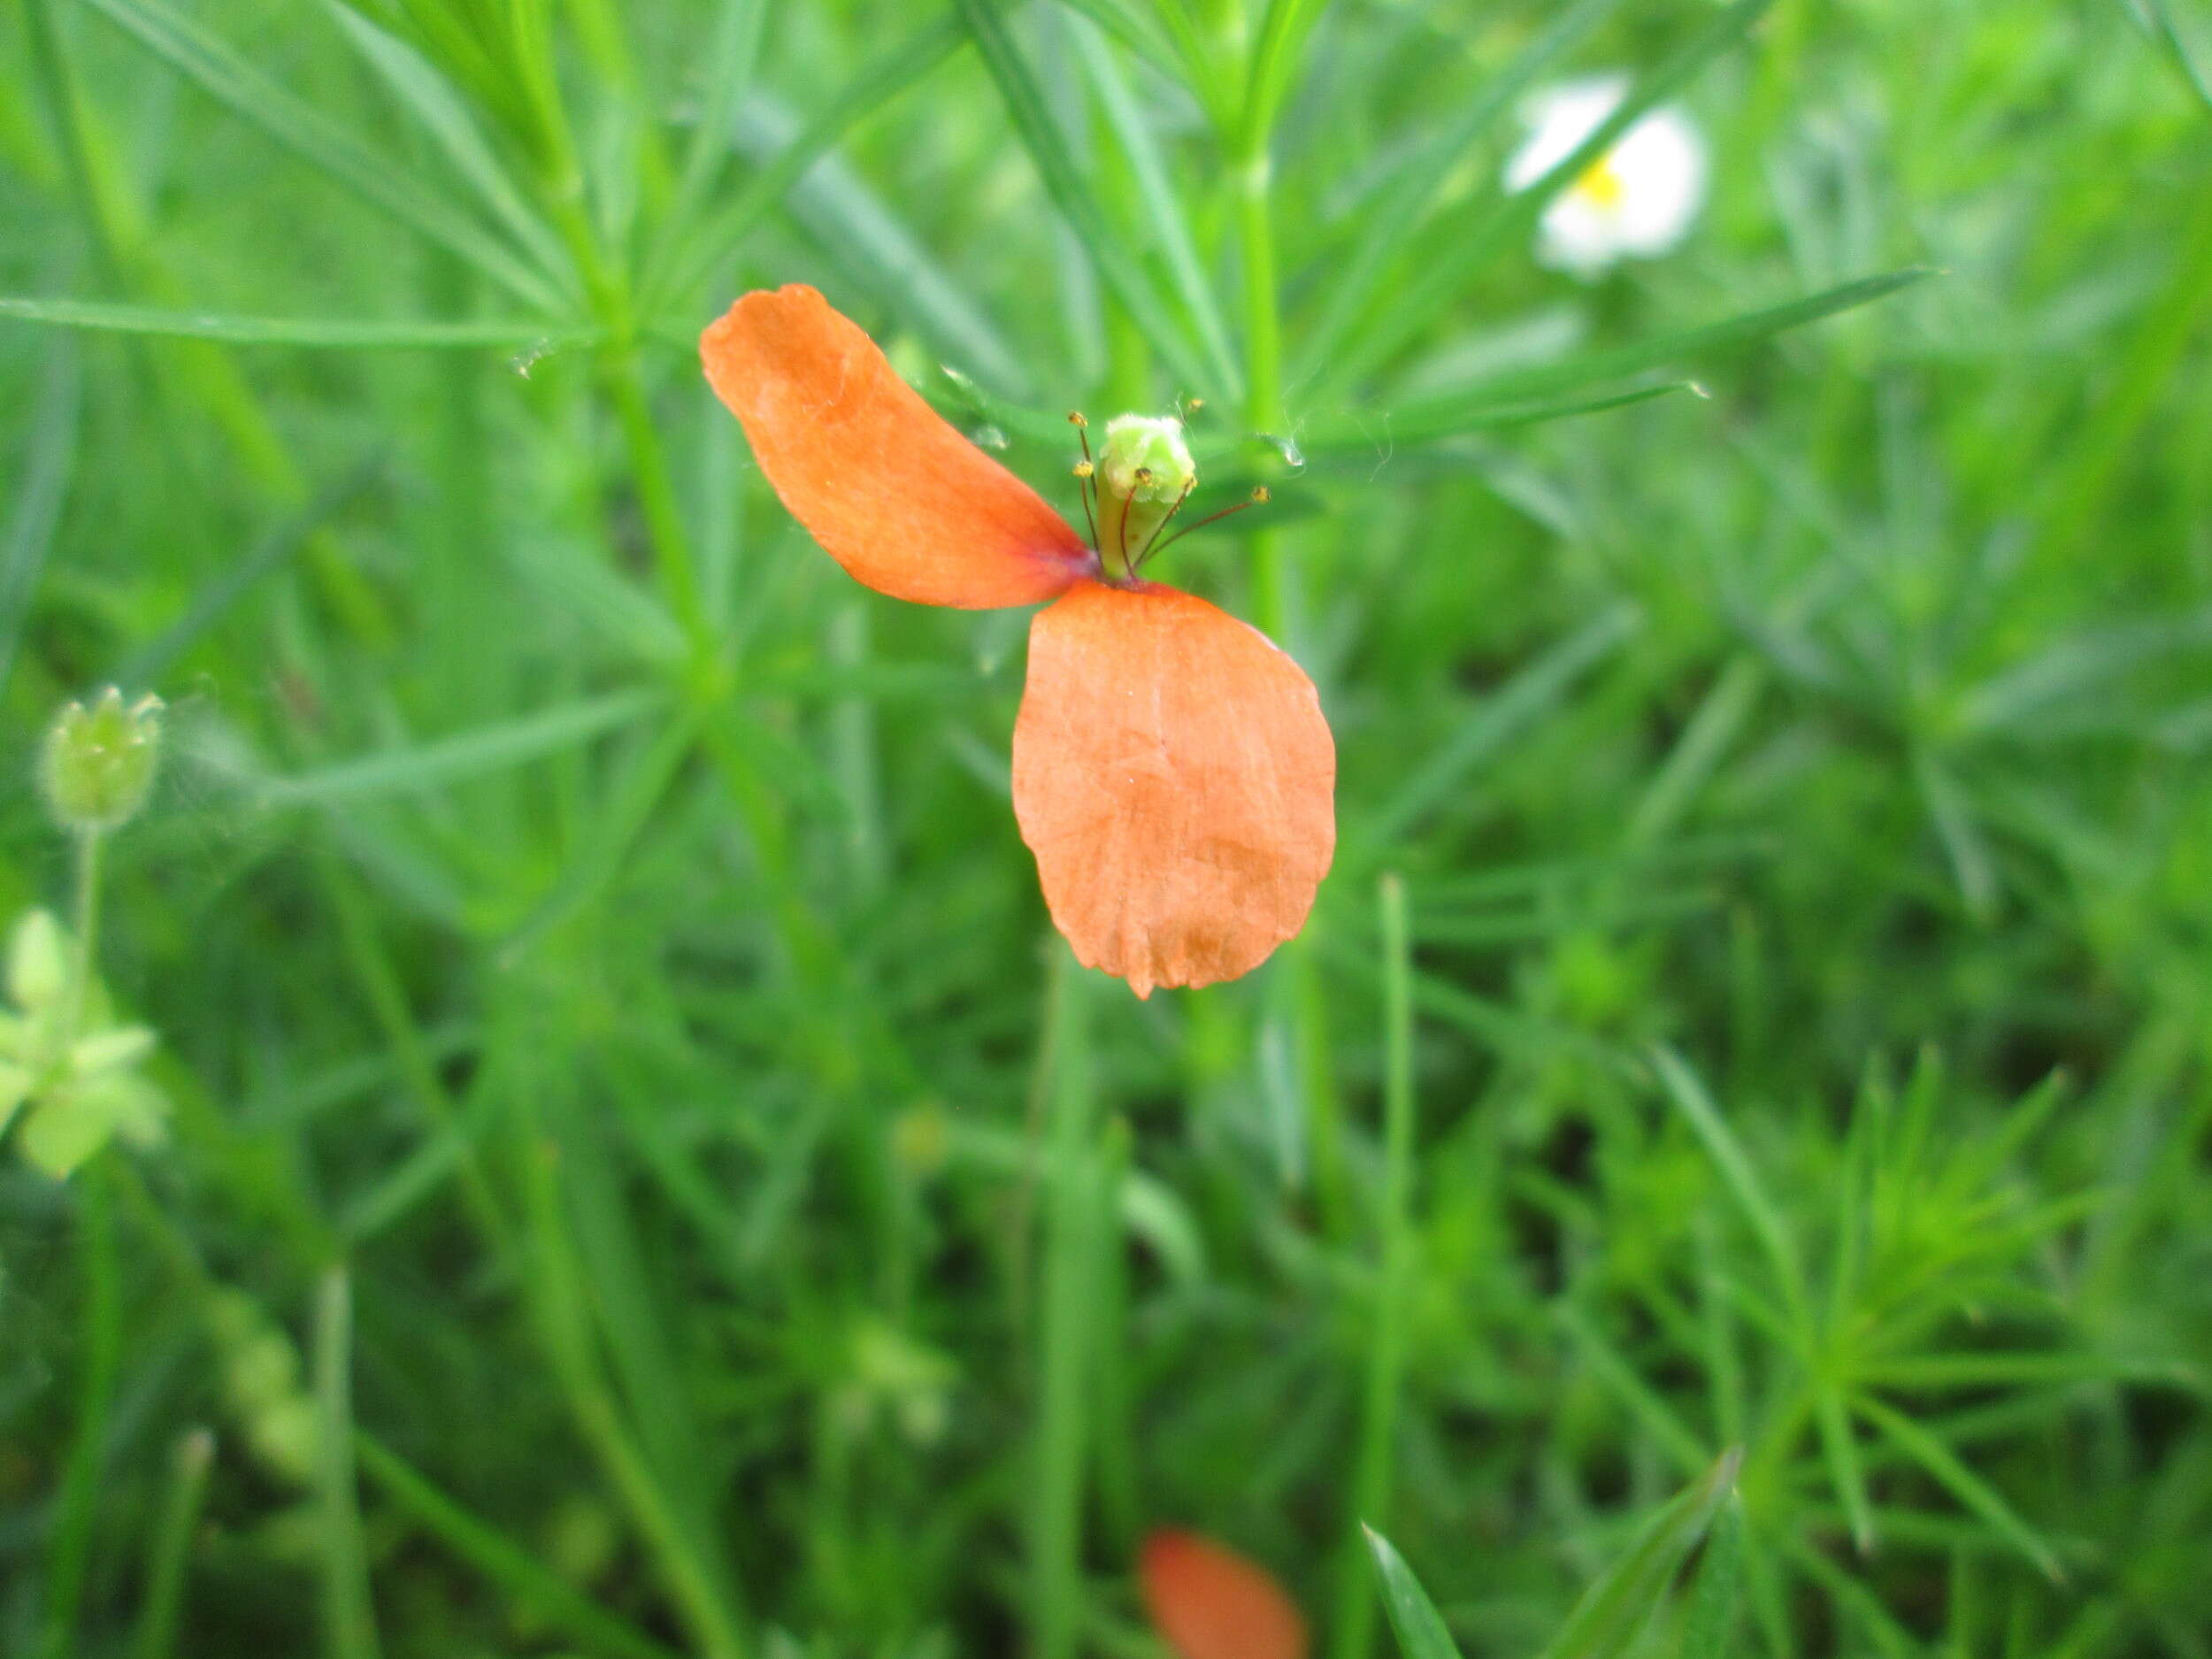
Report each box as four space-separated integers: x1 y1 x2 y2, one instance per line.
1505 75 1708 279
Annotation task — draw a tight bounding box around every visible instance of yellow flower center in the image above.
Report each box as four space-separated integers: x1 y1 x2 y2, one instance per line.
1573 154 1627 210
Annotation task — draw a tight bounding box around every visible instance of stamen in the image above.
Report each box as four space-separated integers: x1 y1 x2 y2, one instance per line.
1148 485 1272 557
1072 460 1100 547
1133 477 1198 568
1071 416 1102 549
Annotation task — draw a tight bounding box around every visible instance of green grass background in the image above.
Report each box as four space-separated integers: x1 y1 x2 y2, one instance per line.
3 0 2210 1654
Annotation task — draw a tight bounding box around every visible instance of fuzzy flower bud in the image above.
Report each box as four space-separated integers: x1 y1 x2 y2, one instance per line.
1096 415 1196 575
39 687 165 833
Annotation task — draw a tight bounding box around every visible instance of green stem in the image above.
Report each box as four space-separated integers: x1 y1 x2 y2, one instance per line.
39 1155 122 1659
521 1140 749 1659
132 1428 213 1659
1029 955 1095 1659
315 1268 384 1659
62 826 104 1045
606 348 713 654
1330 874 1417 1659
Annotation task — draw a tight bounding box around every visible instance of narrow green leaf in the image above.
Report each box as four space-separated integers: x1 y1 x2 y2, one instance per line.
1075 25 1242 397
1679 1495 1746 1659
1363 1527 1463 1659
0 336 80 695
356 1432 683 1659
647 19 965 311
954 0 1215 396
313 1269 382 1659
734 97 1031 394
1364 602 1640 847
1241 0 1330 150
668 0 769 222
256 690 664 807
1319 0 1783 392
1854 1395 2066 1583
2131 0 2212 111
1303 379 1701 453
116 457 382 689
0 296 598 349
1294 0 1632 384
1555 1302 1712 1479
323 0 577 295
1650 1047 1808 1320
1815 1386 1878 1556
1053 0 1184 84
1538 1449 1743 1659
84 0 571 312
1427 272 1932 413
132 1429 214 1659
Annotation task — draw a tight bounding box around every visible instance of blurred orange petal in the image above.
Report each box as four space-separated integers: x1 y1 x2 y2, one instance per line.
1012 580 1335 997
701 285 1095 608
1140 1529 1309 1659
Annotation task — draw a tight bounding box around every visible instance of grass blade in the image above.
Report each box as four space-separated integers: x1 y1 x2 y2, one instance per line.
1414 272 1932 417
115 457 383 689
1679 1494 1747 1659
0 296 598 349
1294 0 1632 385
1319 0 1783 393
954 0 1215 396
356 1432 682 1659
1854 1395 2065 1584
1364 602 1640 848
2131 0 2212 111
132 1429 214 1659
1536 1449 1743 1659
647 19 964 311
322 0 577 296
83 0 570 312
732 97 1031 394
0 335 80 695
255 689 664 807
314 1267 383 1659
667 0 769 225
1363 1526 1463 1659
1305 379 1701 453
1650 1047 1807 1319
1075 22 1241 397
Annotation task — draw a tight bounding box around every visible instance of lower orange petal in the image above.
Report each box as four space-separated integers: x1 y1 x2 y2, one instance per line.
1011 580 1335 997
701 285 1094 608
1140 1529 1310 1659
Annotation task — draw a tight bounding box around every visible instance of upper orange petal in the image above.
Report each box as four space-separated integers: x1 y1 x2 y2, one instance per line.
1011 580 1335 998
1140 1529 1310 1659
701 285 1095 608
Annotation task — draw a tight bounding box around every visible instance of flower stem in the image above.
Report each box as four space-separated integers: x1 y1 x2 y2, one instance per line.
1028 953 1095 1659
1330 874 1417 1659
39 1154 122 1659
63 826 104 1047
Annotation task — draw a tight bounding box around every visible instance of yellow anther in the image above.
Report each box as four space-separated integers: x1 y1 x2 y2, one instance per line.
1252 486 1271 503
1573 155 1627 209
1067 411 1088 427
1073 461 1094 478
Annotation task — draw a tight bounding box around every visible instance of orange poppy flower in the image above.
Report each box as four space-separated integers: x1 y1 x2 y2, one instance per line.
701 285 1335 997
1140 1528 1309 1659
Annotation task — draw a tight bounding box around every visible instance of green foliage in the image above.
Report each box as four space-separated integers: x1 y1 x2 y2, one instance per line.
1 0 2208 1655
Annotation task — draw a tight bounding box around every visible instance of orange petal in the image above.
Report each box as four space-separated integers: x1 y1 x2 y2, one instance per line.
1140 1529 1310 1659
1011 580 1335 997
701 285 1095 608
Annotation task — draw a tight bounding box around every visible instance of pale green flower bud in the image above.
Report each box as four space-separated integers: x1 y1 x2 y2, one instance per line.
39 687 165 833
1095 414 1196 575
7 910 66 1011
